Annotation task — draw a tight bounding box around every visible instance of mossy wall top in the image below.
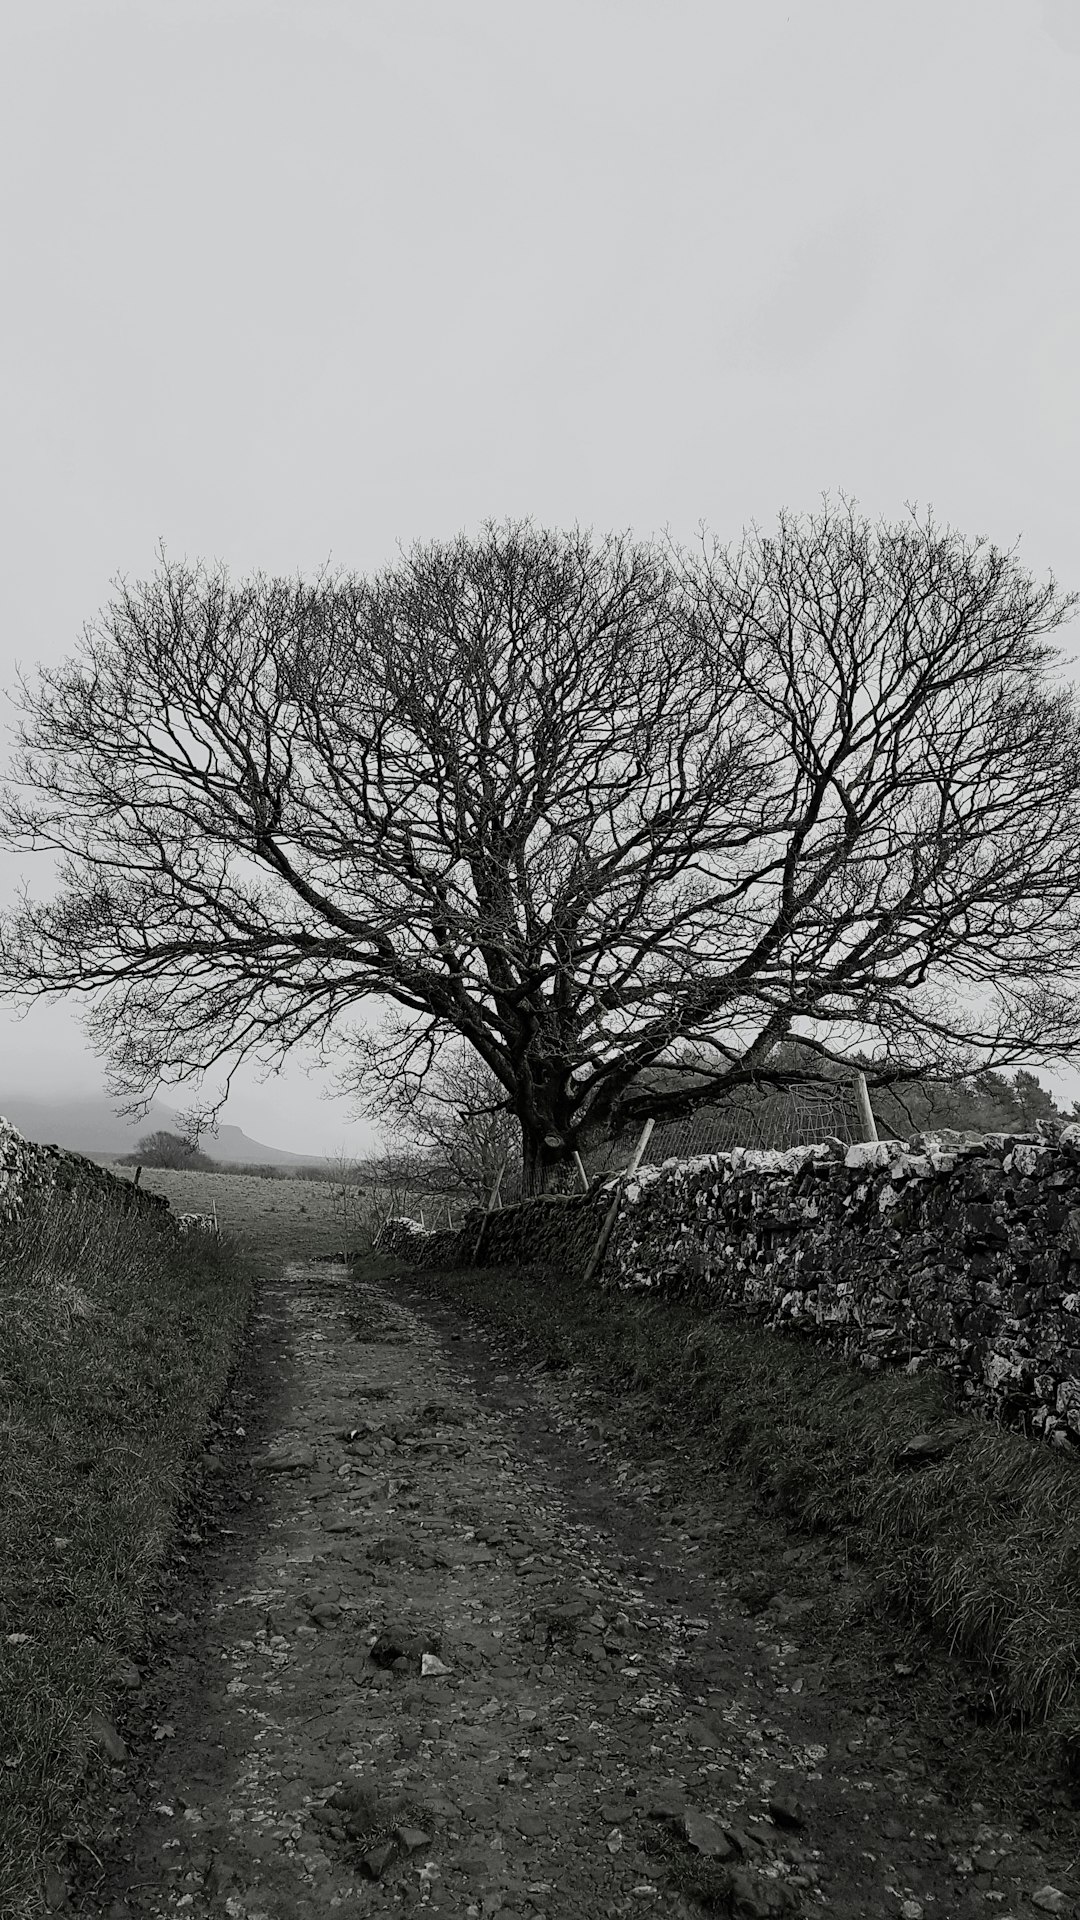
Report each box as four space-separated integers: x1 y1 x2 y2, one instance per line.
0 1114 169 1227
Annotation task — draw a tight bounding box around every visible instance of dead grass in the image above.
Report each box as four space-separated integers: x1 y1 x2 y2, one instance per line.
0 1189 257 1920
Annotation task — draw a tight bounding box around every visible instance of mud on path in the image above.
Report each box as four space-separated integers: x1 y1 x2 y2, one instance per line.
72 1261 1080 1920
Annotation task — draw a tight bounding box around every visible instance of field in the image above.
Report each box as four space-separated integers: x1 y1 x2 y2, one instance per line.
102 1164 466 1266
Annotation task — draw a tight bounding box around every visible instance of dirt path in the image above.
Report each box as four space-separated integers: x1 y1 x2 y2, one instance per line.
72 1261 1079 1920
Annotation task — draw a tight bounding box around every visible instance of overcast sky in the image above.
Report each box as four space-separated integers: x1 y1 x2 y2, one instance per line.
1 0 1078 1156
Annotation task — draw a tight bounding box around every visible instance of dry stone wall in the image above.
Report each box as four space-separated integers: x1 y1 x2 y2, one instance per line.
379 1126 1080 1450
610 1128 1080 1448
0 1113 169 1228
376 1183 611 1277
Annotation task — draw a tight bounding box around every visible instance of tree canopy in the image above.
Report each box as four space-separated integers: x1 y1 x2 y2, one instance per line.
2 504 1080 1190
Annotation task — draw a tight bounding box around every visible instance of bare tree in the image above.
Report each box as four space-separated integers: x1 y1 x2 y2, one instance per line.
2 507 1080 1193
368 1028 523 1204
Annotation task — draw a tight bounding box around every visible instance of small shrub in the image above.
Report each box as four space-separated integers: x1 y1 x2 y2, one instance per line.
121 1129 214 1171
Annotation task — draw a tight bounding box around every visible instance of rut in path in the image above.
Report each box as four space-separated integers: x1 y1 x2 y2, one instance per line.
76 1260 1079 1920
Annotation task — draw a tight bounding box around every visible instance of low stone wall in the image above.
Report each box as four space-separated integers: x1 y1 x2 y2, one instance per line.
605 1129 1080 1447
375 1182 612 1275
0 1114 169 1228
377 1127 1080 1450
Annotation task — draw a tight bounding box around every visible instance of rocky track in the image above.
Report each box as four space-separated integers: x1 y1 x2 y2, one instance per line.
73 1261 1079 1920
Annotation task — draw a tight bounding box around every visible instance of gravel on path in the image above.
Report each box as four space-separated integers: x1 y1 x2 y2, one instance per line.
72 1261 1079 1920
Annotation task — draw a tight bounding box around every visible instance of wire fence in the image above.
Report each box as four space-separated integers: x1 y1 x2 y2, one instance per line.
580 1075 875 1182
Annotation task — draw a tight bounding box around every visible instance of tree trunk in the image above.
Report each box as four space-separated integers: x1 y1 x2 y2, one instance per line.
520 1123 575 1197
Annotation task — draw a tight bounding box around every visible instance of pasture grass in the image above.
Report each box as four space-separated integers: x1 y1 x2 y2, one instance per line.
374 1247 1080 1783
0 1189 257 1920
106 1163 358 1262
107 1164 464 1265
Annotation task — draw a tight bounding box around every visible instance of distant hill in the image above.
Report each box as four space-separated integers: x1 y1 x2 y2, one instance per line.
0 1091 324 1166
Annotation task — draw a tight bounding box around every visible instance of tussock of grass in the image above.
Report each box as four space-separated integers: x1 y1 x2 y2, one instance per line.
0 1191 257 1920
377 1251 1080 1779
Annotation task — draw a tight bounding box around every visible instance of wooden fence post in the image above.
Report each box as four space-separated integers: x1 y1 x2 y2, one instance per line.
853 1071 879 1143
472 1151 509 1265
581 1118 654 1287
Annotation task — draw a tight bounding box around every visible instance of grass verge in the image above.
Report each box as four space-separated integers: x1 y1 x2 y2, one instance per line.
0 1191 258 1920
371 1250 1080 1783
